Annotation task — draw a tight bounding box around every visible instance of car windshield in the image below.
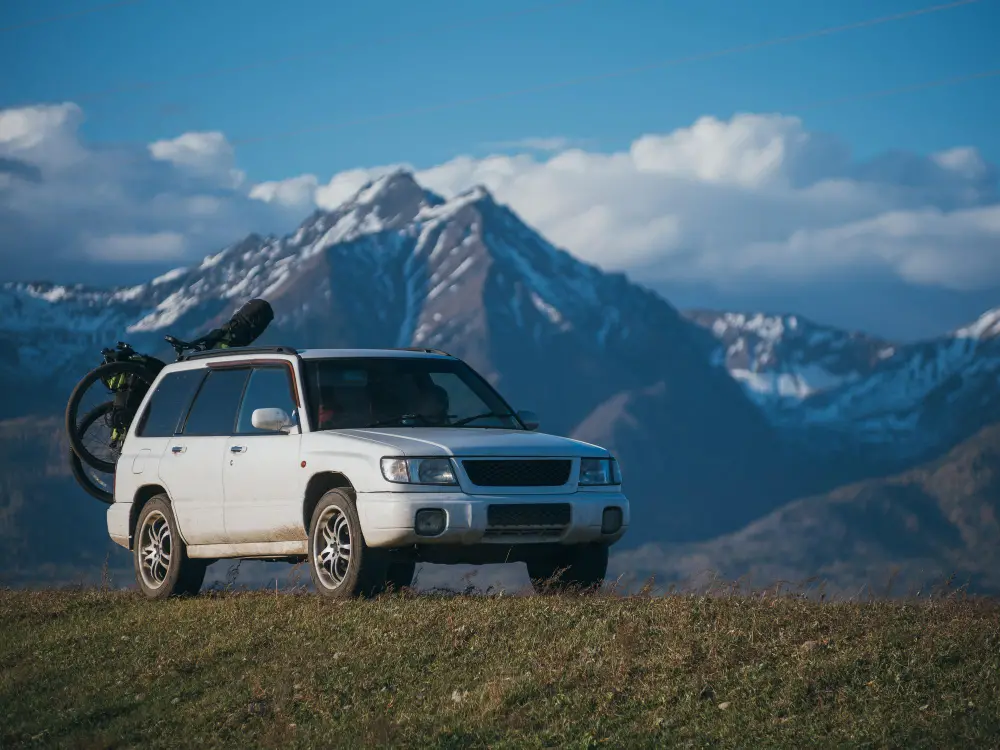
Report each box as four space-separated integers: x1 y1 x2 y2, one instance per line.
302 357 523 431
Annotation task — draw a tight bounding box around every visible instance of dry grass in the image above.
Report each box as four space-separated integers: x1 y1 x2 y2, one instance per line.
1 587 998 749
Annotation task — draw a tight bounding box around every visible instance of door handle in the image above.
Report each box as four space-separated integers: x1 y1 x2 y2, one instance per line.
171 446 186 454
230 445 247 453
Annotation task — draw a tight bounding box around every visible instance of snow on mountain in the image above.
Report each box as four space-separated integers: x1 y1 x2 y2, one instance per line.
0 171 656 404
2 170 798 542
5 167 996 469
0 282 153 375
689 305 1000 460
684 310 892 405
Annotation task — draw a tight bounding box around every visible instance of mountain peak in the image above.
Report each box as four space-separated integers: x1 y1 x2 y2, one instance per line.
412 184 498 227
351 169 444 209
454 184 494 204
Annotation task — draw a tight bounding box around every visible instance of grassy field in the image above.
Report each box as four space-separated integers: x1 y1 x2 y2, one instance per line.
1 588 998 749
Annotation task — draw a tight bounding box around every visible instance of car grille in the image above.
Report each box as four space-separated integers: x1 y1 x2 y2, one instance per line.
462 459 572 487
484 503 571 542
487 503 571 527
483 528 563 540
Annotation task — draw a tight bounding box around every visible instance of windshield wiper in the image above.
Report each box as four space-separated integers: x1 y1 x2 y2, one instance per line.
450 411 515 427
366 413 432 428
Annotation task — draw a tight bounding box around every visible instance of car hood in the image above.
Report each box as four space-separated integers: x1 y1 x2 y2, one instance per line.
330 427 610 458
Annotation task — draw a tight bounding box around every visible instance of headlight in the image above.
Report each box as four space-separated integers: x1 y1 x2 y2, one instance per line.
579 457 622 486
381 457 457 485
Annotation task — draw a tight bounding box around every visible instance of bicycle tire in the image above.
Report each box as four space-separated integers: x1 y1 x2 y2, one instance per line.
65 360 158 473
68 401 116 504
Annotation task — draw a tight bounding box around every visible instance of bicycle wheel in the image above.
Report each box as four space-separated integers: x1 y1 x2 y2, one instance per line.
68 401 118 504
66 360 158 473
70 449 114 504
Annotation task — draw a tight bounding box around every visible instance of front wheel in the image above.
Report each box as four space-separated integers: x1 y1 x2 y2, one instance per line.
307 490 389 598
527 544 609 593
133 496 205 600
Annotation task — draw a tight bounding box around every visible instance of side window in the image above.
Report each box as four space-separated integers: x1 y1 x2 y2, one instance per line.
135 369 206 438
236 367 297 434
181 368 250 436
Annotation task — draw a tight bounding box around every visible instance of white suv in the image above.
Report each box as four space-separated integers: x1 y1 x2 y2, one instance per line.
108 346 629 599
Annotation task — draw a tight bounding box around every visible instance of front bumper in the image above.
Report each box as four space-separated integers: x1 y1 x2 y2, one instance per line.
356 490 629 548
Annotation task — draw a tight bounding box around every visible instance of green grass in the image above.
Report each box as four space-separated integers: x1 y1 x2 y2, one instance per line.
1 588 998 749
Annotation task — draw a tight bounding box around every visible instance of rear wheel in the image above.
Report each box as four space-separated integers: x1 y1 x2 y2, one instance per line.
307 490 388 598
133 496 204 600
527 544 609 593
66 360 158 473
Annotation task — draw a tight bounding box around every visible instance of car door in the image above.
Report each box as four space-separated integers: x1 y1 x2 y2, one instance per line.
115 367 206 540
223 363 305 544
158 366 250 545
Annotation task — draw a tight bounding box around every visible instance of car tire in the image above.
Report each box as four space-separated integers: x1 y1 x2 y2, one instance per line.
308 489 387 598
527 544 609 593
177 559 208 596
133 495 204 600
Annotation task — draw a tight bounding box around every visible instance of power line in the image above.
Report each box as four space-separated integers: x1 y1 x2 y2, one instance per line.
0 0 147 33
55 0 587 103
228 0 986 147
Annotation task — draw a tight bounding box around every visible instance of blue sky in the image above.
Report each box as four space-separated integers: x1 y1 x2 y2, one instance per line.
2 0 997 180
1 0 998 338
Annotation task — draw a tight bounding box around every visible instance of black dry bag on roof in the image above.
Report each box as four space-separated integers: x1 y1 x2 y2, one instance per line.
221 298 274 347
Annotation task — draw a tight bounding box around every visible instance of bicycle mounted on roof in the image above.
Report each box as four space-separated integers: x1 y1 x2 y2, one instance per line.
65 299 275 504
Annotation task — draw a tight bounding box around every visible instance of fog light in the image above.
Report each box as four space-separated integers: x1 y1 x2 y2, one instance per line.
415 508 447 536
601 507 623 534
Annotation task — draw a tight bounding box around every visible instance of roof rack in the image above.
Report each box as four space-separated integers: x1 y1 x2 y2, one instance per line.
395 347 452 357
180 345 299 362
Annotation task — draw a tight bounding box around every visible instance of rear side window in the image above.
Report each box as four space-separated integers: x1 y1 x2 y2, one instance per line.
135 369 206 438
181 368 250 436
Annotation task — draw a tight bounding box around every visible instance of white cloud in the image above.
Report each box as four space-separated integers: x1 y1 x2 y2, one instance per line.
265 113 996 290
1 103 997 299
0 102 86 169
149 131 244 187
731 205 1000 289
0 104 300 280
85 231 187 262
249 174 318 211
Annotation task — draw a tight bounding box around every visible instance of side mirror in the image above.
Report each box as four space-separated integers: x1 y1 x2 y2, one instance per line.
251 407 294 433
518 410 540 431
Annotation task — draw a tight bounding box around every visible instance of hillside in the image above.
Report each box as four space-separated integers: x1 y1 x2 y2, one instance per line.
2 589 997 749
614 421 1000 597
0 416 127 586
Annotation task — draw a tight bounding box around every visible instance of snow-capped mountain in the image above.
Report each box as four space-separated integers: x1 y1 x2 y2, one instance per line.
5 169 1000 587
1 171 649 389
689 306 1000 462
684 310 894 404
0 170 796 542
